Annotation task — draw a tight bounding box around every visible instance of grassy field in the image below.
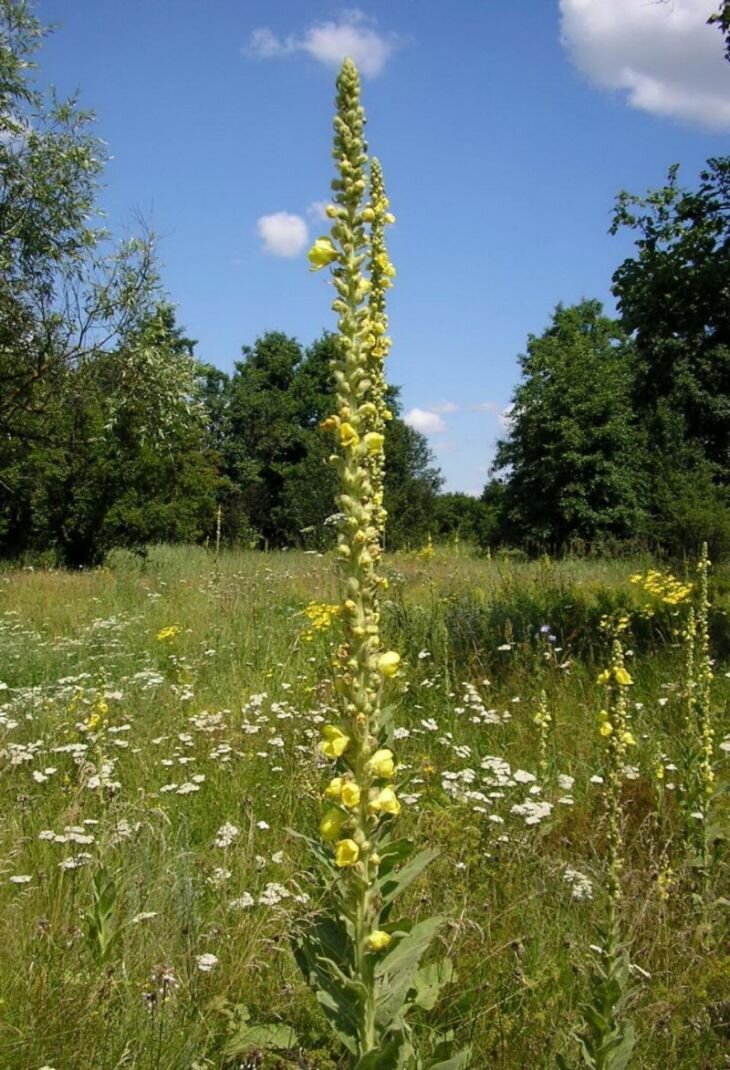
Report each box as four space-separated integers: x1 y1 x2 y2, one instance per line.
0 546 728 1069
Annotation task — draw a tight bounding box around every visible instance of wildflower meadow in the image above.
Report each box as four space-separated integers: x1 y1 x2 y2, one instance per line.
2 35 730 1070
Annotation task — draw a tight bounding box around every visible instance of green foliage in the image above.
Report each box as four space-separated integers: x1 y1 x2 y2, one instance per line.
610 158 730 551
84 866 120 965
492 301 646 550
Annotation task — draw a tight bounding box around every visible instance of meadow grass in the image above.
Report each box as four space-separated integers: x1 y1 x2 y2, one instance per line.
0 545 727 1069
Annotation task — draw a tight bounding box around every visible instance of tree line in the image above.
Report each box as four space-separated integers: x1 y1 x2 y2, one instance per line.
487 156 730 557
1 0 728 564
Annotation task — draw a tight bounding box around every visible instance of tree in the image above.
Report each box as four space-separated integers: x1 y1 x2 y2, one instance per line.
610 158 730 554
708 1 730 61
0 0 157 443
217 331 443 549
491 300 645 550
611 158 730 472
5 303 219 566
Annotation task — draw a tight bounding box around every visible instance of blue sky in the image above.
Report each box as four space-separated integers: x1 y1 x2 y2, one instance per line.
36 0 730 494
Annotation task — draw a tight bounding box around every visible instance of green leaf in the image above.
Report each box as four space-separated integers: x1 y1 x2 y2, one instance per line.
428 1049 472 1070
379 847 440 909
356 1030 414 1070
375 916 445 1030
224 1021 298 1057
413 959 456 1011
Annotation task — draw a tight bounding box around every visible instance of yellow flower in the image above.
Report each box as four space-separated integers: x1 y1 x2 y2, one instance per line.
363 432 385 454
340 781 361 808
596 669 610 686
619 730 636 747
614 667 633 687
367 748 395 778
321 725 350 759
308 237 338 271
155 625 180 641
366 930 392 952
377 651 400 678
339 422 360 448
600 721 614 737
369 786 401 815
320 809 347 842
334 839 360 867
324 777 344 799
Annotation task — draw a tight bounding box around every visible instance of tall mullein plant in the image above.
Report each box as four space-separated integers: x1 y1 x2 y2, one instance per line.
561 641 636 1070
296 59 469 1070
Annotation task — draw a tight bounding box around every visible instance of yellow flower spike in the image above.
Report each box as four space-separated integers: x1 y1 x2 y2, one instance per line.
369 786 401 815
320 809 347 842
366 930 392 952
339 422 360 448
377 651 400 678
341 782 362 808
334 839 360 867
321 724 350 759
367 748 395 778
308 236 338 271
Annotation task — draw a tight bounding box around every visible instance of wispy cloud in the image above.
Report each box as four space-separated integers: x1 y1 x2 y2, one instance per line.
404 408 447 434
470 400 501 414
307 200 330 222
429 401 459 414
256 212 309 257
560 0 730 131
246 10 399 78
498 404 514 432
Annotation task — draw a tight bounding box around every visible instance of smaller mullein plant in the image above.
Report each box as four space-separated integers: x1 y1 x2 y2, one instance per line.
679 544 720 882
293 58 469 1070
533 689 551 778
560 640 636 1070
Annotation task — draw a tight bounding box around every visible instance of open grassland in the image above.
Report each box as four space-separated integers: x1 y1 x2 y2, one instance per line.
1 546 728 1069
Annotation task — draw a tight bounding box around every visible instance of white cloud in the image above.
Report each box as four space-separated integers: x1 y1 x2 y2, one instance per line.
404 408 447 434
429 400 459 414
246 10 398 78
498 405 514 432
256 212 309 257
560 0 730 131
470 400 501 414
307 200 330 222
